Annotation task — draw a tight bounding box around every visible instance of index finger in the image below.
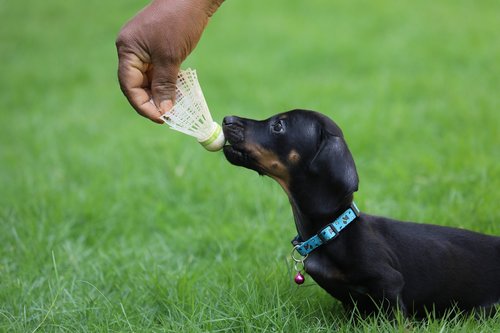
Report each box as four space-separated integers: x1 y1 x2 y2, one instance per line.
117 52 163 124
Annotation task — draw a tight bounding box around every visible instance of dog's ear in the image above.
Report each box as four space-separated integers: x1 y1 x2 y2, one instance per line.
309 133 359 197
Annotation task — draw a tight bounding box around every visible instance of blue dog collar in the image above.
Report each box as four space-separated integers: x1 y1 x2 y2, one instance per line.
294 203 360 256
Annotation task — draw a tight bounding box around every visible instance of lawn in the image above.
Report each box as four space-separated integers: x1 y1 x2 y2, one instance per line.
0 0 499 332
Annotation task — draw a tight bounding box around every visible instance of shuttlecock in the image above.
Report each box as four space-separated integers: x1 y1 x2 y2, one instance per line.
159 68 225 152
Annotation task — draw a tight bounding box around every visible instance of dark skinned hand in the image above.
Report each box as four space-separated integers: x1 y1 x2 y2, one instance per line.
116 0 224 123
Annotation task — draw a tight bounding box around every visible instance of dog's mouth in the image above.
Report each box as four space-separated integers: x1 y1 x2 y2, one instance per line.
222 122 263 174
223 143 248 165
222 128 251 166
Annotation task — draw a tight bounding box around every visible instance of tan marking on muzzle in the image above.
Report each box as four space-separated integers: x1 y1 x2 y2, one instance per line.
243 143 290 191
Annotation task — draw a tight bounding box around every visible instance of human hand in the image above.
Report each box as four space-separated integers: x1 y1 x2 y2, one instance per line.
116 0 224 123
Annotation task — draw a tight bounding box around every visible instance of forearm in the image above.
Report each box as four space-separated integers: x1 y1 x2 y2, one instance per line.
149 0 225 17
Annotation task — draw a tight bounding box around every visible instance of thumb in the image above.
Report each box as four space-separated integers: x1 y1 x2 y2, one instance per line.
151 62 181 115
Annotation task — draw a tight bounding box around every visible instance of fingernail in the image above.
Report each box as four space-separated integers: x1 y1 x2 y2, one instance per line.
159 100 173 115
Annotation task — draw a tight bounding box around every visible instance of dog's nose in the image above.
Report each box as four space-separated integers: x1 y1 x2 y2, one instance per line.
223 116 241 126
222 116 245 144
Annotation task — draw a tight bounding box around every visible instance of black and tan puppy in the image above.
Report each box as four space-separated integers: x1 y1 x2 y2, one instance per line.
222 109 500 318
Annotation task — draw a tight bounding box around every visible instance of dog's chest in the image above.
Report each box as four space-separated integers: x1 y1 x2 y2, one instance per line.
304 253 369 298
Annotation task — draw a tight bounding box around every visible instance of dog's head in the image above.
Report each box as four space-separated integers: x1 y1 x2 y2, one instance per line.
223 109 358 218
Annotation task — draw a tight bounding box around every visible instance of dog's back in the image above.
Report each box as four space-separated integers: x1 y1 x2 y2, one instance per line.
365 215 500 315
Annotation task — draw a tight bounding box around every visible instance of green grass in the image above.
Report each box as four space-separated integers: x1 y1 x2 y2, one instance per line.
1 0 499 331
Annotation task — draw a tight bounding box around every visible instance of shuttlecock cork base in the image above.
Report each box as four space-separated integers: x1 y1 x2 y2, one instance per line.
160 68 225 152
198 121 225 152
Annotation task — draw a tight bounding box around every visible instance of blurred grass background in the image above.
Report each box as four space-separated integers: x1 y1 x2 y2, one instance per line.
0 0 498 331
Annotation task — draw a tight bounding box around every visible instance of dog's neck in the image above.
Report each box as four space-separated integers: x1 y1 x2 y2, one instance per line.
289 193 355 240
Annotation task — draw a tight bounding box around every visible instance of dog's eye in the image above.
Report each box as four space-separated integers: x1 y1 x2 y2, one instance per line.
271 120 284 134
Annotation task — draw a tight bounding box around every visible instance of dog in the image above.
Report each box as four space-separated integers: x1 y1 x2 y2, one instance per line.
222 109 500 318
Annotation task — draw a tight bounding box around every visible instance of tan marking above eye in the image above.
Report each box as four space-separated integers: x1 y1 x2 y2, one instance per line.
287 150 300 164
